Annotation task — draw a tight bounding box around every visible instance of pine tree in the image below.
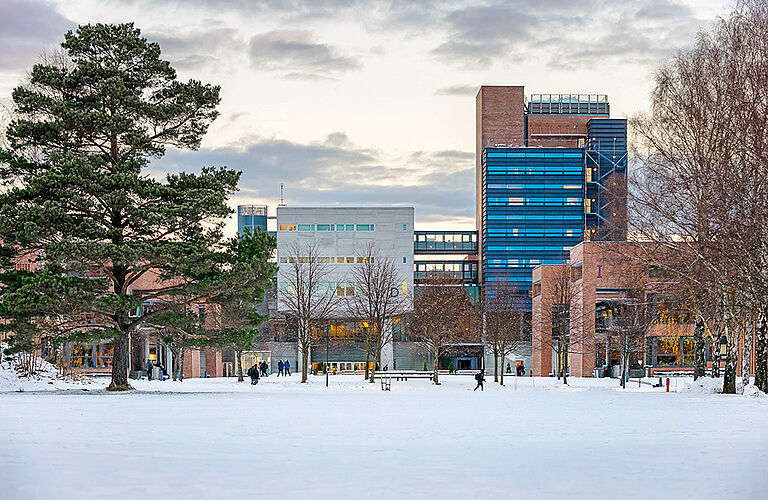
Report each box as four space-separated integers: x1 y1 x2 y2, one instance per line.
0 23 246 390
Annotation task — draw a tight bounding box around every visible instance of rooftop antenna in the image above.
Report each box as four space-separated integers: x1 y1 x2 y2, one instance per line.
279 183 286 206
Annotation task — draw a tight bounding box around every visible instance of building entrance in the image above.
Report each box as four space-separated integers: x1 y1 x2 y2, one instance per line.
240 351 271 375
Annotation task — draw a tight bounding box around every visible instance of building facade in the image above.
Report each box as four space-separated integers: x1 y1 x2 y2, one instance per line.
532 241 757 378
476 86 627 306
275 206 415 370
237 204 268 235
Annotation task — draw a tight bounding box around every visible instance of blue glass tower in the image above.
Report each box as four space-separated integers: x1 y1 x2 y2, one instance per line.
476 86 627 308
482 148 585 303
237 205 268 235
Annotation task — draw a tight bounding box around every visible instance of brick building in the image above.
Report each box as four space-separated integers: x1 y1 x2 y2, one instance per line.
532 241 757 378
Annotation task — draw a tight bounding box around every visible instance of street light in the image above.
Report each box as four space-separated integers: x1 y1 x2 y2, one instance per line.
324 325 330 387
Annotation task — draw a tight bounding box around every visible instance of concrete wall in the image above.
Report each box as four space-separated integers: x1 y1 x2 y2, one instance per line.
276 206 414 317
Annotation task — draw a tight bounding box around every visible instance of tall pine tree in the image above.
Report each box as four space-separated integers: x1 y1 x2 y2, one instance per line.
0 23 253 390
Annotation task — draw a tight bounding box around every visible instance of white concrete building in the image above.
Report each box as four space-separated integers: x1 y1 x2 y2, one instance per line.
275 206 415 371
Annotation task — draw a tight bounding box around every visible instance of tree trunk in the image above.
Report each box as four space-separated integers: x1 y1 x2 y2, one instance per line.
178 347 185 381
432 345 440 385
742 324 752 390
107 332 133 391
693 312 706 380
723 326 737 394
493 347 499 382
364 346 370 381
620 345 626 389
562 347 568 386
236 349 244 382
369 346 378 384
171 347 179 381
499 353 505 386
301 343 309 383
756 307 768 393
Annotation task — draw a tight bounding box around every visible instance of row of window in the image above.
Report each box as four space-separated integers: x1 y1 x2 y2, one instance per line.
279 256 375 264
486 167 582 175
414 232 476 243
280 281 407 297
488 197 583 206
487 245 571 252
488 215 583 221
488 228 581 237
487 184 582 190
486 151 583 158
279 224 381 232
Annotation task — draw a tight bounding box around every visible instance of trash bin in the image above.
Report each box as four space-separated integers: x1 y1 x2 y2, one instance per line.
153 366 161 381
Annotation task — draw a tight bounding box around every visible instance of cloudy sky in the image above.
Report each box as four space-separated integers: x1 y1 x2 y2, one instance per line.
0 0 732 234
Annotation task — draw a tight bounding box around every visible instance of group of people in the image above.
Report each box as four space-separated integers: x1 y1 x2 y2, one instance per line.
277 359 290 376
145 358 167 381
246 359 292 385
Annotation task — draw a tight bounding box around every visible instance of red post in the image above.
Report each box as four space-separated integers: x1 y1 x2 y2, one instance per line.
666 378 670 392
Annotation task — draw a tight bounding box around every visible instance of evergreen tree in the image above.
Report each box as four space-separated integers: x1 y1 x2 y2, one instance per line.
0 23 248 390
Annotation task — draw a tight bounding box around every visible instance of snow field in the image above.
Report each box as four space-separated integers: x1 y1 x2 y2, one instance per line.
1 375 767 500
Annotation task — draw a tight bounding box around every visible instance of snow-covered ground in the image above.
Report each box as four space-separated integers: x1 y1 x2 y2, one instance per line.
1 373 767 499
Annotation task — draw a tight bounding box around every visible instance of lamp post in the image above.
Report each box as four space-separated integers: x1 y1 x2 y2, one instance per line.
324 325 330 387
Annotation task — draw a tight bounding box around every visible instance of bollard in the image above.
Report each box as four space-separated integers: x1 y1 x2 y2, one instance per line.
666 378 670 392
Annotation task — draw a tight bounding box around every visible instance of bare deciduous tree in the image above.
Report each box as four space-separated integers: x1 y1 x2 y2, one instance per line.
347 243 409 383
411 276 475 385
483 281 526 385
278 241 341 383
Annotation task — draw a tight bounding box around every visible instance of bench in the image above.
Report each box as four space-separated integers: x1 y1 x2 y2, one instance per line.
372 370 435 382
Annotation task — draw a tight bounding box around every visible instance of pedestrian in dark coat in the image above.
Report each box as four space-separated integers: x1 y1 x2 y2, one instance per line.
278 359 284 376
247 364 259 385
145 358 154 380
260 361 268 377
284 359 291 376
474 369 485 391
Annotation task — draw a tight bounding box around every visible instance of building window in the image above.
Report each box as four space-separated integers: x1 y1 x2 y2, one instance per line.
649 266 662 278
337 257 345 263
317 257 332 263
279 224 287 231
317 224 333 231
346 257 354 263
356 224 373 231
403 224 407 231
280 257 288 263
346 286 355 296
298 224 314 231
288 224 297 231
403 257 407 263
346 224 355 231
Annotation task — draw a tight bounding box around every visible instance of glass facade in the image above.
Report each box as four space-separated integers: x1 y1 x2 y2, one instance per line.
482 148 585 304
414 260 478 282
414 231 477 253
237 205 268 235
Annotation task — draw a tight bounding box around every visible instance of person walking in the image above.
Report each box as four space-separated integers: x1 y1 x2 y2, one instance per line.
284 359 291 376
474 369 485 391
260 361 268 377
277 359 284 377
145 358 154 381
247 364 259 385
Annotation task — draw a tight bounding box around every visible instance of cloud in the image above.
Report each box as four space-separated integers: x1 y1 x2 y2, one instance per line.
147 27 244 70
248 30 361 75
435 84 478 96
430 0 706 70
0 0 74 70
150 133 474 225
